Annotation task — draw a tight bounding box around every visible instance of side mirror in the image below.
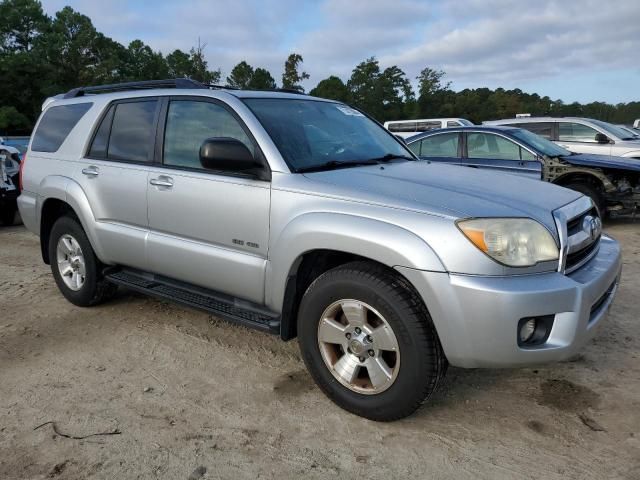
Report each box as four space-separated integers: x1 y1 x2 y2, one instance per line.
199 137 265 176
595 132 610 144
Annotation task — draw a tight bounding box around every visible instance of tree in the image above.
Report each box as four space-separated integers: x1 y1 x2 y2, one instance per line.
281 53 309 92
416 67 451 118
166 49 192 78
188 39 221 84
0 0 49 52
226 61 254 88
309 76 351 102
248 67 276 90
0 106 31 132
122 39 168 81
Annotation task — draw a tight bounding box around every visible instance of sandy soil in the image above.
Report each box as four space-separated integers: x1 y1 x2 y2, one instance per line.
0 219 639 479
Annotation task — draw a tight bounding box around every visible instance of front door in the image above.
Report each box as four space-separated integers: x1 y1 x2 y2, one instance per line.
146 98 270 304
556 121 611 155
462 132 542 180
409 131 462 165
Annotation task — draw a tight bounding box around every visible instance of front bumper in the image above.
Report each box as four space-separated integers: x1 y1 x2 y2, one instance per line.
397 234 622 368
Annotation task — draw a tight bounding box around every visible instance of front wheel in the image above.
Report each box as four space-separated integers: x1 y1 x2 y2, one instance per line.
565 182 605 217
297 261 447 421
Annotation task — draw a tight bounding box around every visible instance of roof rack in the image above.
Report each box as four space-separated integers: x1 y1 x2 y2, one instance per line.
63 78 209 99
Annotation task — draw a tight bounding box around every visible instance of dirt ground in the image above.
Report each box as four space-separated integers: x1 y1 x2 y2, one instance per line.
0 219 639 480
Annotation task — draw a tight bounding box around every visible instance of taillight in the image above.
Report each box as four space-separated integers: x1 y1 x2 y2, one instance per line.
19 153 26 192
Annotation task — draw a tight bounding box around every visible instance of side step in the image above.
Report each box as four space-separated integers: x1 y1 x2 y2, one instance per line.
104 268 280 334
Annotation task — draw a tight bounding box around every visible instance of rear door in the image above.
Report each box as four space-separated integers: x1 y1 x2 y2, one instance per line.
146 97 270 304
408 131 462 165
462 131 542 179
76 98 160 270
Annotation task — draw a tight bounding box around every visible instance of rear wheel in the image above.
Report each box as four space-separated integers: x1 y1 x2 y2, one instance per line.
297 261 447 421
565 182 605 217
48 215 117 306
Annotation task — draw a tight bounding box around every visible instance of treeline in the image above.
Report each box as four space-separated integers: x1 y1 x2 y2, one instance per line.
1 0 639 134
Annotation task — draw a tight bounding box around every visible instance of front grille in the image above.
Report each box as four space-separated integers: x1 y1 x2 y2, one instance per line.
565 238 600 271
553 197 601 274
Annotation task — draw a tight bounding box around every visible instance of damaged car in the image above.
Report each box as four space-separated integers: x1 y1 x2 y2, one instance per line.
0 145 21 225
407 126 640 216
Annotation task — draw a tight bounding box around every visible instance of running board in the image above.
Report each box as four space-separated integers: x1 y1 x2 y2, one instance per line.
104 268 280 334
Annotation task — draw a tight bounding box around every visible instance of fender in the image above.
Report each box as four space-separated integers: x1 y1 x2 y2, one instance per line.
265 212 446 312
38 175 109 263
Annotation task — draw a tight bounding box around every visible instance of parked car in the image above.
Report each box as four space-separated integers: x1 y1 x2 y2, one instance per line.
384 118 473 138
407 126 640 216
634 119 640 129
0 144 21 225
617 125 640 139
18 79 621 421
1 136 30 160
484 117 640 158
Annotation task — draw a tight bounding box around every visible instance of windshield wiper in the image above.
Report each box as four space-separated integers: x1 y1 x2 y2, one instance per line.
295 159 380 173
367 153 415 162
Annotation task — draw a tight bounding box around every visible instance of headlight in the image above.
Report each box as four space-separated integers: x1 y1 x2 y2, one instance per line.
457 218 558 267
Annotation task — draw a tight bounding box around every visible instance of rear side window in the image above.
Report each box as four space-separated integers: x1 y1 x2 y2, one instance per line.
88 100 158 162
516 122 553 139
31 103 92 152
108 101 158 161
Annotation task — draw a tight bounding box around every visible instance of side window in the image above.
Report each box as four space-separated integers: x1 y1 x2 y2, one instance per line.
520 149 536 161
558 122 598 143
447 121 460 127
418 133 459 157
467 133 521 160
517 122 553 139
163 100 253 170
107 100 158 162
416 121 442 132
408 140 421 156
388 122 416 133
88 105 115 158
31 103 93 152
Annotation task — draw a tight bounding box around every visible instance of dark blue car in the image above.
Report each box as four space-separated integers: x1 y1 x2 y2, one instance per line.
406 126 640 216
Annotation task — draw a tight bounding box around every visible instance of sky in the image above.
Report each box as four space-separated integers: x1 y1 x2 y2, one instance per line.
40 0 640 104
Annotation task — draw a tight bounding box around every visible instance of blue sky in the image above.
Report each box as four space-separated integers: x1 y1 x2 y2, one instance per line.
40 0 640 104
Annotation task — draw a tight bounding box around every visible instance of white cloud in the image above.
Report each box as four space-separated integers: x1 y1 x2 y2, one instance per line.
40 0 640 100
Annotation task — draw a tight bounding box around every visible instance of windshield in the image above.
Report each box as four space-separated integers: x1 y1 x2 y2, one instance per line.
510 128 571 157
589 119 637 140
243 98 413 172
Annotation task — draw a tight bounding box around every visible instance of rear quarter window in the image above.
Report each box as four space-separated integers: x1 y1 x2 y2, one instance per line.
31 103 93 152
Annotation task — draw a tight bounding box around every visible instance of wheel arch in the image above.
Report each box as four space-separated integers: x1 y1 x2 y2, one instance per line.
38 176 106 264
267 213 446 340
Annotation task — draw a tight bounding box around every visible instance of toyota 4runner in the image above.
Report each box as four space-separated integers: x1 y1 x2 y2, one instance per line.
18 79 622 421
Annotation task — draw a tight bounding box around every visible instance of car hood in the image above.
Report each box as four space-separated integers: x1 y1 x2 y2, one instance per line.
559 152 640 172
303 161 581 234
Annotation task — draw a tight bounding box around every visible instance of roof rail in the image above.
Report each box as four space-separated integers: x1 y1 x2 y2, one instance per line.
63 78 207 99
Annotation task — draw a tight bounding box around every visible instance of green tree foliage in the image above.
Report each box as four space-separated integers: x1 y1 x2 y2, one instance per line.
226 61 276 89
226 61 254 89
309 76 351 103
281 53 309 92
345 57 414 121
0 106 30 131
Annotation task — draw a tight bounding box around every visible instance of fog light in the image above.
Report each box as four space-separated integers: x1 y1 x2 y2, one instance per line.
519 318 536 343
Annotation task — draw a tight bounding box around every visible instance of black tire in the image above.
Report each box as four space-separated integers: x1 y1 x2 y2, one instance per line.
0 204 16 226
48 215 117 307
297 261 447 421
565 182 605 217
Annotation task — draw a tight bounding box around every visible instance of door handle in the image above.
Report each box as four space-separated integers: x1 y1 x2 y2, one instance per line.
150 176 174 188
81 166 99 177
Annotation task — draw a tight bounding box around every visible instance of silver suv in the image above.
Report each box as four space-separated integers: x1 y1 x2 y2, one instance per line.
18 80 622 420
485 117 640 158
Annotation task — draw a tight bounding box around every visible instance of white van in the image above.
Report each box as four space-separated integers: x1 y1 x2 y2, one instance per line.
384 118 473 138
